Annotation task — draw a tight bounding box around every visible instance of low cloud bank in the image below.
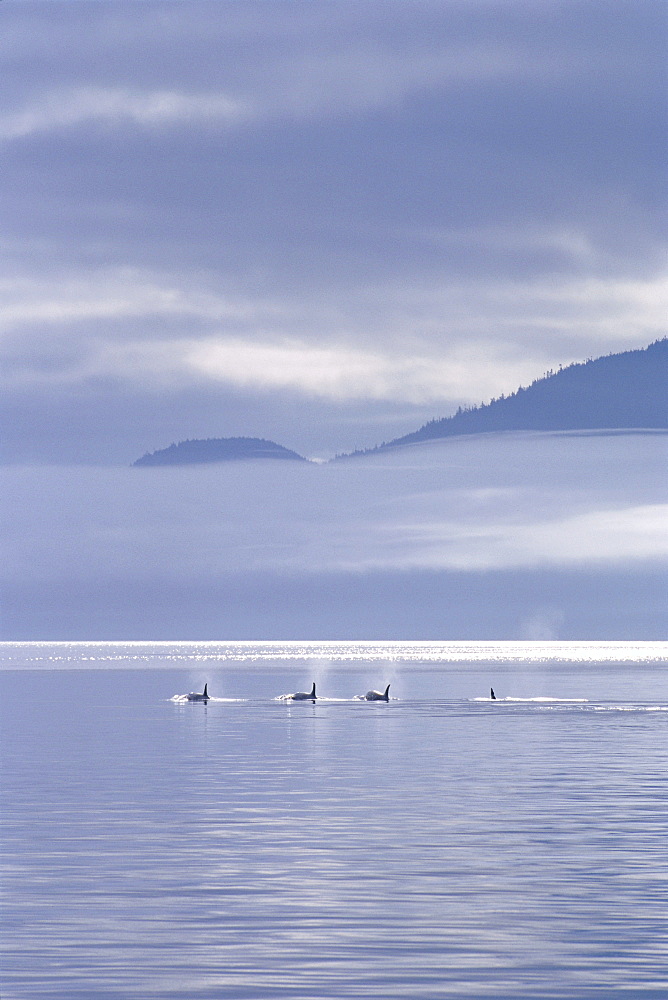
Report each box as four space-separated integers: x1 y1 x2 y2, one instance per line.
2 433 665 639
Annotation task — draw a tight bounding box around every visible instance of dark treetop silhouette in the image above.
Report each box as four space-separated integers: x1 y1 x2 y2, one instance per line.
134 436 307 467
342 338 667 458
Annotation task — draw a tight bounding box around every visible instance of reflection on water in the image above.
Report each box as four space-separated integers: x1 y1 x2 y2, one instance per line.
3 639 667 668
1 652 668 999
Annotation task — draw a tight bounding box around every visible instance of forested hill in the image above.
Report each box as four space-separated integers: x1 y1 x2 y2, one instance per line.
134 437 307 466
360 338 667 455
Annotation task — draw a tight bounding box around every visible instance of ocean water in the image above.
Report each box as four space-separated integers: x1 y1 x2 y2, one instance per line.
1 642 667 1000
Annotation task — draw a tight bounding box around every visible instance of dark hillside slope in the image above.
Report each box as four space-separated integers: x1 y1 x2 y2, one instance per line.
370 339 667 453
134 436 307 466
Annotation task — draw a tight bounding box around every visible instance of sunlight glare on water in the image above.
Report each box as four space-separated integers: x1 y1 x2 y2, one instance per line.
2 639 666 667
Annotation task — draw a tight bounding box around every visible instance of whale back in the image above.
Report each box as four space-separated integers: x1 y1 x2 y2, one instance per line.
291 682 316 700
187 683 209 701
365 684 390 701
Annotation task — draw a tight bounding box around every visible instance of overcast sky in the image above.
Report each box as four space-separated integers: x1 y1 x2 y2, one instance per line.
2 0 667 462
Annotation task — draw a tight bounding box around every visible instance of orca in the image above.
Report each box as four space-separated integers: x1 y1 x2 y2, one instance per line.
364 684 391 701
290 682 316 701
490 687 496 700
187 683 209 702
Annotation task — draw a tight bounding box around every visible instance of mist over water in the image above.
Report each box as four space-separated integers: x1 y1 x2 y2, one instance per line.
2 643 667 999
3 432 666 640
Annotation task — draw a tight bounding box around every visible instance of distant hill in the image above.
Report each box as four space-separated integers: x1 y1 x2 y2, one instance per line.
348 338 667 456
134 436 307 467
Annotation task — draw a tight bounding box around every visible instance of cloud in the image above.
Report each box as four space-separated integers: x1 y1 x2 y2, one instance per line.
3 436 666 583
1 1 665 463
2 264 666 409
3 0 660 143
1 327 536 404
0 86 249 140
0 33 612 142
0 269 269 330
352 504 668 573
245 40 593 121
3 431 666 636
184 337 545 403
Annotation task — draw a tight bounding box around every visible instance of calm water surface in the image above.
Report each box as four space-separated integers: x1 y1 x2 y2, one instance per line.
1 643 667 999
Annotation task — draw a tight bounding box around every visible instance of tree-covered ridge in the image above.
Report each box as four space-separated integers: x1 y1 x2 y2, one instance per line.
134 436 307 466
353 338 667 456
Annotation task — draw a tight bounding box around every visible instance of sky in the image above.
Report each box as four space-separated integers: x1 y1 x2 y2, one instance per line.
1 1 666 641
2 0 667 463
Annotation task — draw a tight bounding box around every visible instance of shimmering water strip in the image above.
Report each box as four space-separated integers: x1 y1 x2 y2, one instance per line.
0 639 666 667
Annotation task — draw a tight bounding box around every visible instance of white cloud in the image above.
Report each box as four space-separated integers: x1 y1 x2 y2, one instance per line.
2 265 666 404
5 264 665 346
350 504 668 573
0 270 271 329
386 271 668 347
0 86 249 139
0 327 569 404
184 337 499 402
